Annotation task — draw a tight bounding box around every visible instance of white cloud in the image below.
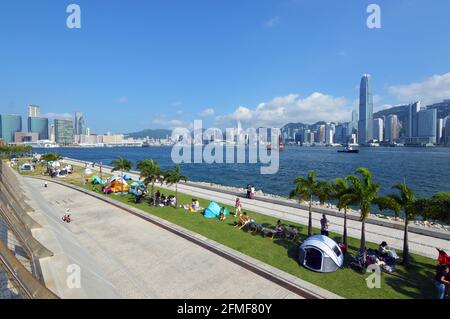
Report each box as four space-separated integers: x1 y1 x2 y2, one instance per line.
150 118 186 129
388 72 450 105
42 112 72 120
199 108 215 117
263 16 280 28
215 92 350 128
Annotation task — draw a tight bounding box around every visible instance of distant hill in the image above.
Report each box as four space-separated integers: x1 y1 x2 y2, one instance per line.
124 129 172 139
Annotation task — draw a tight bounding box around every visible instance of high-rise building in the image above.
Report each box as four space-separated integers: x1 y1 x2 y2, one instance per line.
418 108 437 144
334 123 348 144
445 117 450 145
358 74 374 144
385 115 399 143
347 110 358 135
373 118 384 142
325 123 334 145
406 101 422 138
317 125 325 143
54 119 74 145
0 114 22 143
74 112 86 135
28 117 49 140
28 105 40 118
437 118 444 144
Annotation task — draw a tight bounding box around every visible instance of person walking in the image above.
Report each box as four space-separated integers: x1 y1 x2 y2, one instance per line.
235 198 242 217
320 214 330 236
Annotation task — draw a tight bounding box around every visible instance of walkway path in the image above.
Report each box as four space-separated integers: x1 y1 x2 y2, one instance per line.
20 177 307 299
63 158 450 259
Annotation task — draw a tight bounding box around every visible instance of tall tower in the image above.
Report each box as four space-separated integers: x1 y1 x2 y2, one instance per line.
358 74 374 144
28 105 40 118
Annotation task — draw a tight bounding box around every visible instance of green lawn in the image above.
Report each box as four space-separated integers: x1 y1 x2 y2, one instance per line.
16 160 438 299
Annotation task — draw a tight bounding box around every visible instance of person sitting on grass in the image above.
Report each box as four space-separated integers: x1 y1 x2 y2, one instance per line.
191 199 201 212
169 195 176 207
218 207 226 221
435 265 450 299
238 212 251 230
272 220 285 238
160 194 167 206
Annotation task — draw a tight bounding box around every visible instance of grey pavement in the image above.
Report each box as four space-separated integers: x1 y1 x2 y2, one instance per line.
20 177 308 299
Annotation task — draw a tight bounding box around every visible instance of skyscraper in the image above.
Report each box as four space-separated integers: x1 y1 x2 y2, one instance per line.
28 105 40 118
74 112 86 135
0 115 22 143
28 117 49 140
437 118 444 144
418 108 437 144
358 74 374 144
325 123 335 145
406 101 421 138
385 115 399 143
445 117 450 145
373 118 384 142
54 119 74 145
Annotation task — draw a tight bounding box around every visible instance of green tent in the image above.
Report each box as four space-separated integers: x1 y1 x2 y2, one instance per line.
91 175 104 185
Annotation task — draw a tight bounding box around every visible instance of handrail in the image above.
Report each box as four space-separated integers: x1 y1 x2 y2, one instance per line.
0 238 58 299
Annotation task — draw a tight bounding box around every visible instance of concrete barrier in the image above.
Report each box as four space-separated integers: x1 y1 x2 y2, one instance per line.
0 162 54 291
0 238 57 299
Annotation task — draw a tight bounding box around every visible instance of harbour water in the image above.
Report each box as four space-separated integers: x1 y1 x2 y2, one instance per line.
34 146 450 199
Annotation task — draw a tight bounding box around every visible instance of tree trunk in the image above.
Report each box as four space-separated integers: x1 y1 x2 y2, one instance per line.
175 183 178 209
121 169 124 194
360 218 366 258
151 179 155 206
308 195 313 237
403 215 410 266
343 207 348 248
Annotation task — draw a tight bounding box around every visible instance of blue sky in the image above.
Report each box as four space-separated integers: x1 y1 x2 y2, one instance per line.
1 0 450 133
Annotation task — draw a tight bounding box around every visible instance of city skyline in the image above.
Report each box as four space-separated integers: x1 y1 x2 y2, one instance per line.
1 1 450 132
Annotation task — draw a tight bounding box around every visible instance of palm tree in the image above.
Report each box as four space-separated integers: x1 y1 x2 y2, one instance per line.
136 159 161 205
376 182 419 266
342 168 380 257
289 170 326 237
331 178 352 248
163 165 187 208
110 156 132 194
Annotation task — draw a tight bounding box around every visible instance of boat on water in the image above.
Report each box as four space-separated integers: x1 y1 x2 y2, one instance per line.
338 146 359 154
266 135 285 151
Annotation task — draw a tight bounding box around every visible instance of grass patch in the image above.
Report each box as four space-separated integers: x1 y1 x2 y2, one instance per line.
17 159 438 299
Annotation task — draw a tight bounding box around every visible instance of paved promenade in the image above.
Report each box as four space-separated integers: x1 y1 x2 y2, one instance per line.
63 158 450 259
20 177 309 299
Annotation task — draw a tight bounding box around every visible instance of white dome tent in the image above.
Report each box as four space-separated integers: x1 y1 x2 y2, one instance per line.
298 235 344 273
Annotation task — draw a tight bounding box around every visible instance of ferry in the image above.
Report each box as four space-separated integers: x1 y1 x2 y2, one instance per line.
338 146 359 154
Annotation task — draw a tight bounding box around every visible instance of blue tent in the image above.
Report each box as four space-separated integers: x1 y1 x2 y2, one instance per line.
203 202 230 219
123 174 133 180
